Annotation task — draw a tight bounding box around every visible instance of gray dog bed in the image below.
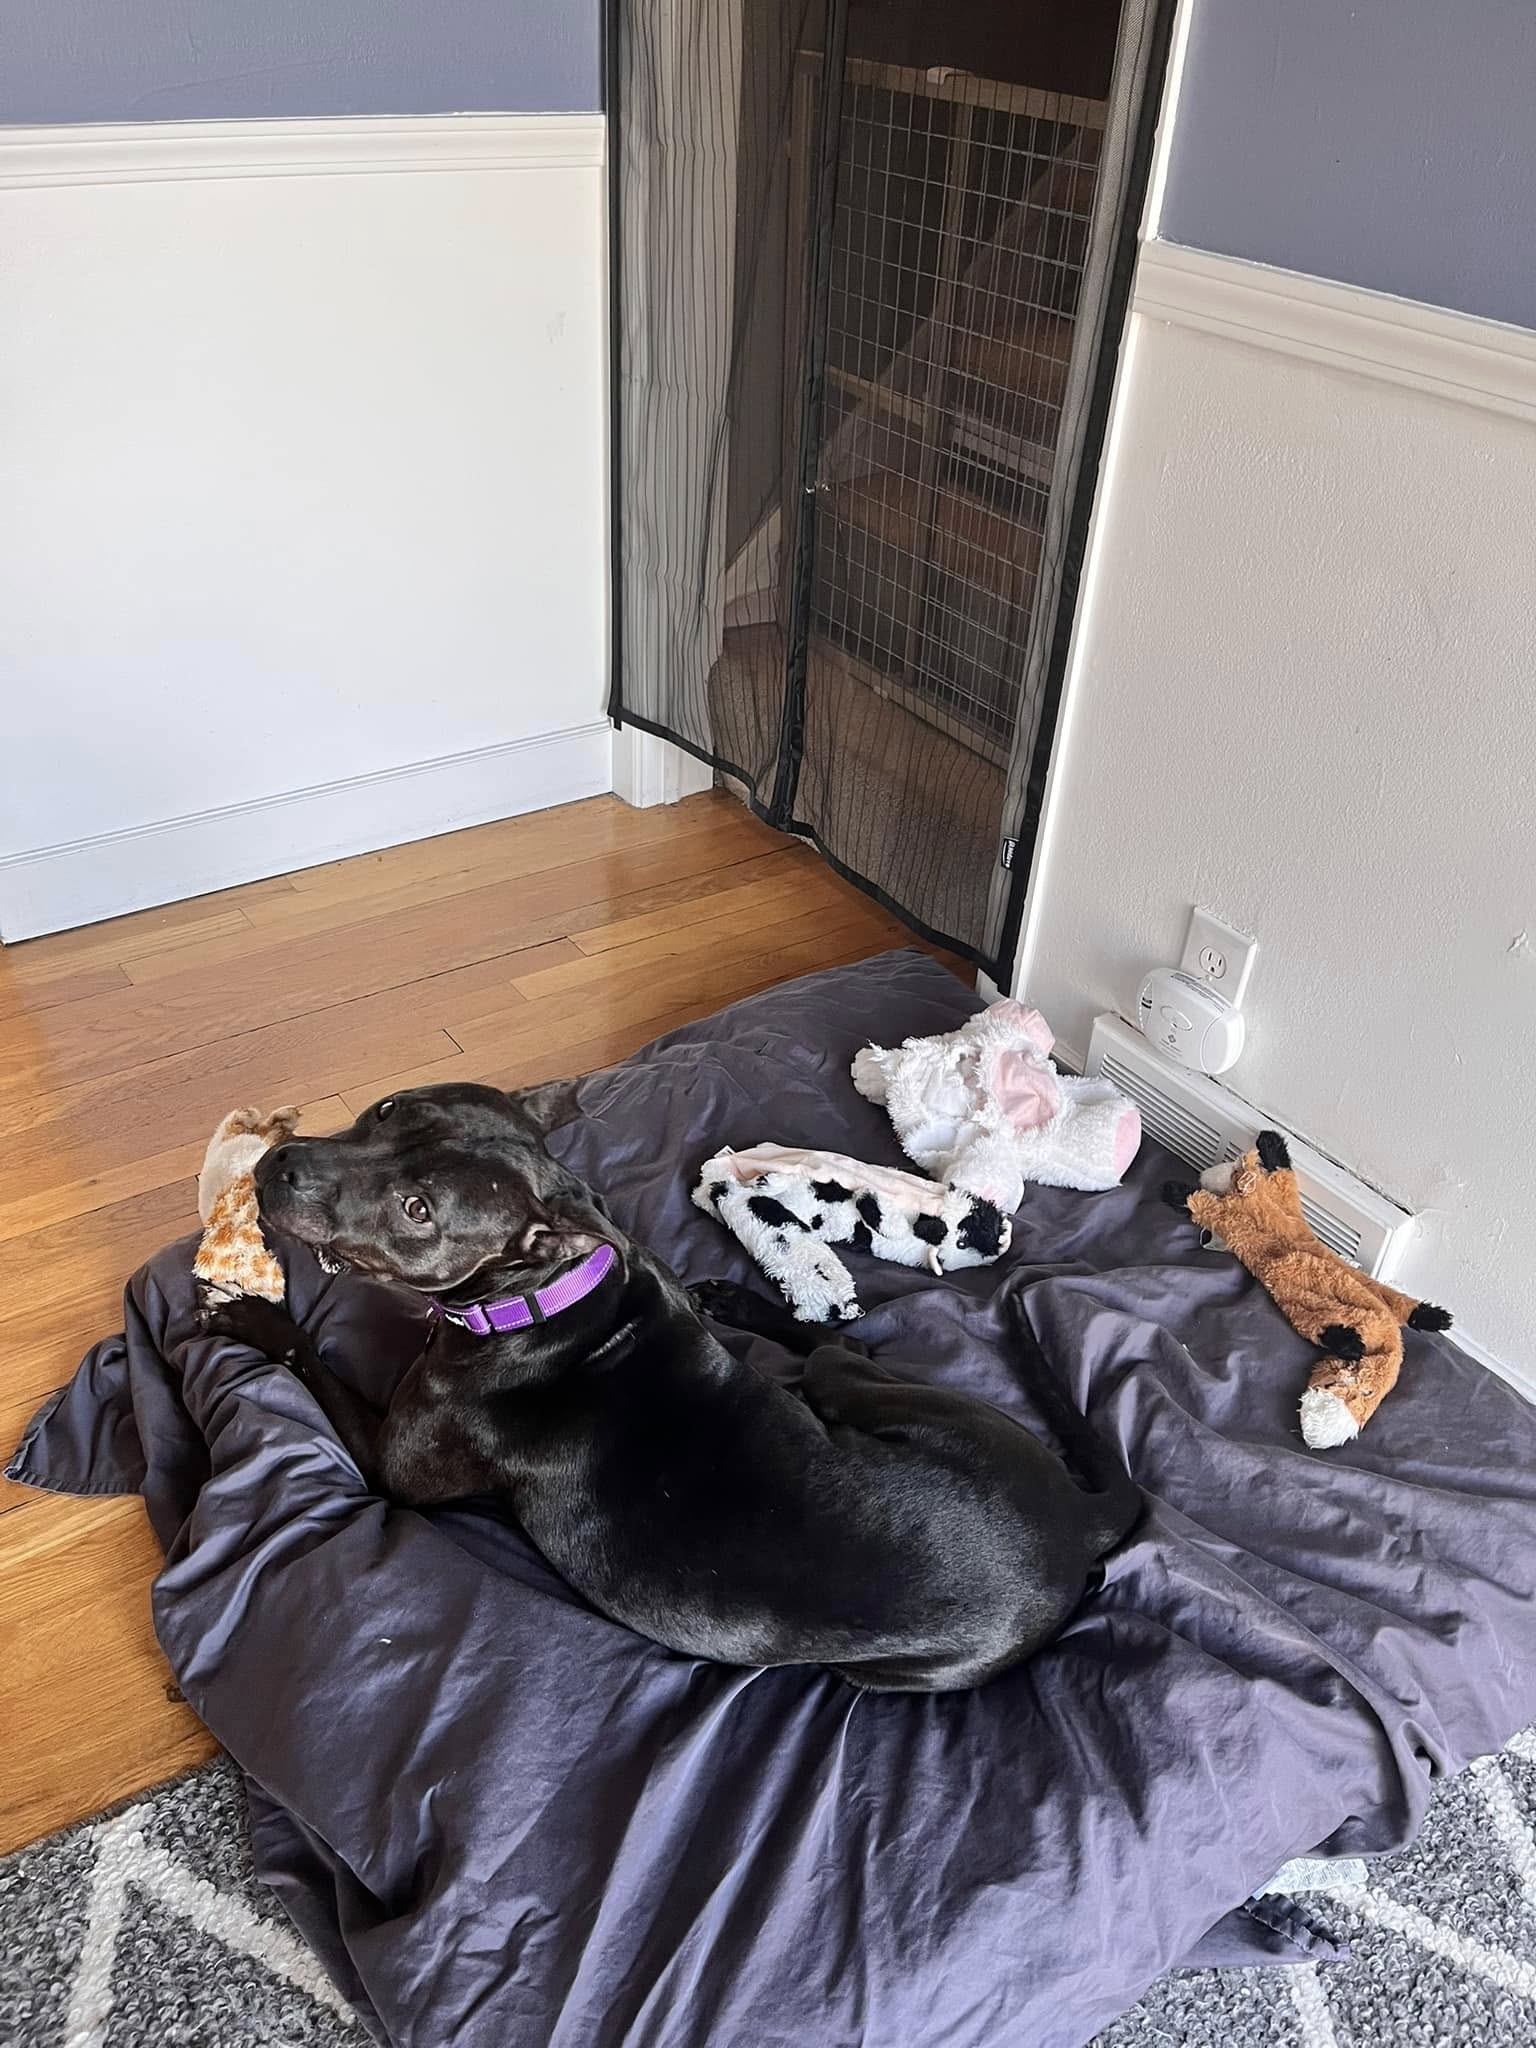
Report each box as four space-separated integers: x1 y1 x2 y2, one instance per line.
11 951 1536 2047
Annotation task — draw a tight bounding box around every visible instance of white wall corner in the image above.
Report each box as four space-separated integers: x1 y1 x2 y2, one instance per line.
611 725 715 809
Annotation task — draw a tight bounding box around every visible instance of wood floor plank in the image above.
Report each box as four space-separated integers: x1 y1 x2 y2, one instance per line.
568 849 824 954
0 957 132 1021
514 888 856 1007
2 889 290 989
0 1094 350 1244
125 793 777 975
0 938 577 1158
451 907 908 1067
3 814 785 1101
0 787 964 1853
333 909 908 1112
0 1003 462 1193
0 1494 215 1855
256 789 761 913
269 791 723 906
0 1179 203 1517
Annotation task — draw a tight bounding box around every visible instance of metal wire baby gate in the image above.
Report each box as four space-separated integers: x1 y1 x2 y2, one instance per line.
811 61 1106 763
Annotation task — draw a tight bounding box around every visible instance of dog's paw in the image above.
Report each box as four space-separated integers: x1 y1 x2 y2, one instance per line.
688 1279 751 1323
1161 1178 1199 1212
197 1291 311 1371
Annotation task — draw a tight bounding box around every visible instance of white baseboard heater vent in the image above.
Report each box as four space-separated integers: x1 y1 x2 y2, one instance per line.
1086 1012 1415 1281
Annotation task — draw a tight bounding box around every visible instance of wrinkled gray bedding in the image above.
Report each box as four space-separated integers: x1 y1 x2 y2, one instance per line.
12 950 1536 2048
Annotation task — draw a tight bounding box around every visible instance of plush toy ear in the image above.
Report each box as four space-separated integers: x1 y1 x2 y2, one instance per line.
993 1048 1061 1131
1256 1130 1292 1173
988 1000 1055 1058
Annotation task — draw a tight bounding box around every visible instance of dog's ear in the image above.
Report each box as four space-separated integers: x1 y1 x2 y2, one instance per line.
508 1077 582 1137
518 1219 605 1266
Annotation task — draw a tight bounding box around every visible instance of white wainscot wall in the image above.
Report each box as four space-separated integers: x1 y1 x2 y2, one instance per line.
0 115 611 938
1017 240 1536 1386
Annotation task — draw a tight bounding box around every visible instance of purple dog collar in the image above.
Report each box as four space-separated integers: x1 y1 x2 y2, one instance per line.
429 1241 618 1337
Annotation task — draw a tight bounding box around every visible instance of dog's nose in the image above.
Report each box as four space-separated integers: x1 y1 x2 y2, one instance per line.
260 1142 314 1191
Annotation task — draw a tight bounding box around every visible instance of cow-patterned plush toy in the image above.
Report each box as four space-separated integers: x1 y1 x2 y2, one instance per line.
694 1142 1011 1324
1164 1131 1452 1448
852 998 1140 1209
194 1105 299 1306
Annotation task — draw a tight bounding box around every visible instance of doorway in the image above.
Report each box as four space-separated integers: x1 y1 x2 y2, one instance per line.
607 0 1173 977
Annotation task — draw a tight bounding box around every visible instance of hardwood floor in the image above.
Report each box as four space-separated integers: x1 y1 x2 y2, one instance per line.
0 790 959 1856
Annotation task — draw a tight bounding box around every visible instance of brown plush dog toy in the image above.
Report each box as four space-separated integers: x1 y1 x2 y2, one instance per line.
1164 1132 1451 1448
194 1104 299 1305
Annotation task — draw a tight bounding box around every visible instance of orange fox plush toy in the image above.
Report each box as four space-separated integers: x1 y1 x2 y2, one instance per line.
1164 1132 1451 1449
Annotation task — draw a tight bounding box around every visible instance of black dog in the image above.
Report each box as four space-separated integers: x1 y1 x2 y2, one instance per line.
206 1083 1140 1692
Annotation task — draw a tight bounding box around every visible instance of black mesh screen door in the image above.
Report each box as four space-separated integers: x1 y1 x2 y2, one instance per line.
608 0 1173 978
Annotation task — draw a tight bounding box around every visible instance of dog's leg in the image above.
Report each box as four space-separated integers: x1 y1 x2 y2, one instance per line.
371 1383 507 1507
199 1293 386 1484
298 1359 389 1485
689 1279 866 1359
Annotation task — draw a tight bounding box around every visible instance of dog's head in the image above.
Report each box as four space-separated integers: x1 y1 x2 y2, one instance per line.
254 1081 609 1295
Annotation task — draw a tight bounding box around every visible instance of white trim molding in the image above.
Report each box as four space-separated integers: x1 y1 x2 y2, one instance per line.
1136 239 1536 428
0 723 613 941
0 112 605 189
611 727 716 810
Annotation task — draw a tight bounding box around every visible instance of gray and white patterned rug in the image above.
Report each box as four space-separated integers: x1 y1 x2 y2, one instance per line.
5 1732 1536 2047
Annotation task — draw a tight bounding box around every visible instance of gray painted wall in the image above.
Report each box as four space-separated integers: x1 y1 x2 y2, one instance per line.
1160 0 1536 333
0 0 601 123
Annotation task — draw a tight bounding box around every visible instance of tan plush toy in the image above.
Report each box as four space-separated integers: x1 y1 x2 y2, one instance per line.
1164 1131 1452 1449
194 1105 299 1305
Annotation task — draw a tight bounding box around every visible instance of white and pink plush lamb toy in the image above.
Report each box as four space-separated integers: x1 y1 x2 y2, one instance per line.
852 999 1140 1210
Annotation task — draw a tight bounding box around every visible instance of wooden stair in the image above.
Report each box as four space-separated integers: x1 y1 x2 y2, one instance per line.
829 472 1042 607
947 309 1076 412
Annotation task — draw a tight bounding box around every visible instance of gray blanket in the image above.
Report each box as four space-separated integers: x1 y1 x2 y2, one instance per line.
12 951 1536 2048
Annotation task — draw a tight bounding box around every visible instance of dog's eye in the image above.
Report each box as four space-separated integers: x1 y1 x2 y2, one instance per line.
376 1099 396 1122
401 1194 431 1225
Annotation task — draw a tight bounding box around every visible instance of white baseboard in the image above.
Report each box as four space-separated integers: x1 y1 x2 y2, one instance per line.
611 727 715 809
0 722 613 941
1136 239 1536 427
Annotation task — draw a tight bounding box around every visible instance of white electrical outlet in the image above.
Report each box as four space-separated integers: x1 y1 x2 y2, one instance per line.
1181 908 1258 1008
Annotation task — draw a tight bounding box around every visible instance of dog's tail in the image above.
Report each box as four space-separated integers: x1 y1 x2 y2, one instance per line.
1005 1294 1142 1556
